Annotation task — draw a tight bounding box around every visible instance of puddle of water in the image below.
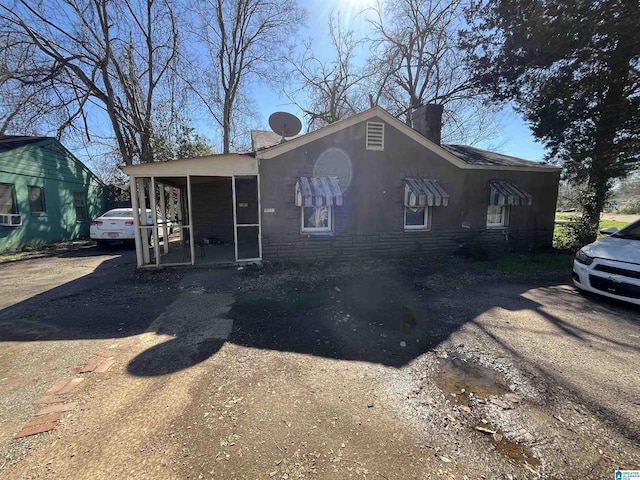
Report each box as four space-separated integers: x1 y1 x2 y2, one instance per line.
487 428 541 468
435 356 509 405
434 356 540 468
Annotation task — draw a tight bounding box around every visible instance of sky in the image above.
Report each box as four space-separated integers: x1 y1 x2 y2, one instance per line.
253 0 548 163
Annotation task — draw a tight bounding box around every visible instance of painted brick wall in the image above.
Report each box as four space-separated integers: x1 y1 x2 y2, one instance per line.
262 227 552 262
259 115 559 263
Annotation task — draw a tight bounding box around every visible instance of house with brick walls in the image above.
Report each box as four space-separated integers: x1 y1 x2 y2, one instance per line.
122 106 560 268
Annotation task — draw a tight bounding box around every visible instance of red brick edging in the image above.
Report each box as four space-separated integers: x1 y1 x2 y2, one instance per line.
14 349 116 439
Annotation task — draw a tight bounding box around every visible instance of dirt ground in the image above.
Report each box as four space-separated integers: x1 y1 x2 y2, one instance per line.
0 246 639 479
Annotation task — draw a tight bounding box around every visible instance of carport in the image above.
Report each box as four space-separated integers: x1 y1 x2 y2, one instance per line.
122 154 261 268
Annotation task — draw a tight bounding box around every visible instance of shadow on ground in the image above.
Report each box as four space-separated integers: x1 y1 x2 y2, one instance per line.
3 248 639 445
4 251 636 375
124 260 638 377
0 246 180 341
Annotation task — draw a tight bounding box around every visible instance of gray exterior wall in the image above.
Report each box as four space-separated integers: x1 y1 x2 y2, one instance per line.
259 115 560 261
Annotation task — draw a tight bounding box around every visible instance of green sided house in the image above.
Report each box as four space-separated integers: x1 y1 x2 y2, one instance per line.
122 105 560 268
0 136 106 253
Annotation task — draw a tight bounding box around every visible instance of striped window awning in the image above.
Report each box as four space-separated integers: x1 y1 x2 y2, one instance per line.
404 179 450 207
295 176 344 207
488 181 532 206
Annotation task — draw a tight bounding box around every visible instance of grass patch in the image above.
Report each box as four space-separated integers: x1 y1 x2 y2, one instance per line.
475 252 574 275
0 252 23 262
597 219 627 232
554 213 575 222
0 240 94 263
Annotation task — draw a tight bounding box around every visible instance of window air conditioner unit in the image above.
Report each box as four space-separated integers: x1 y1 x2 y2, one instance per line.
0 214 22 226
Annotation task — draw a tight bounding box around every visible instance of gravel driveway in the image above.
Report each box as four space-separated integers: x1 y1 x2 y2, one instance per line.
0 246 638 479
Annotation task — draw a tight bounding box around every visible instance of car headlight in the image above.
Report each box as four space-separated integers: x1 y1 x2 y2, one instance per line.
575 249 594 265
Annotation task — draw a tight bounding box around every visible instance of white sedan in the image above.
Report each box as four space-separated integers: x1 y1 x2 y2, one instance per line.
90 208 171 248
573 219 640 305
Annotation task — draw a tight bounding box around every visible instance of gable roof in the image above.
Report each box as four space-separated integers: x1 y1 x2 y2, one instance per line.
255 106 560 172
0 136 50 152
251 130 300 151
0 136 105 186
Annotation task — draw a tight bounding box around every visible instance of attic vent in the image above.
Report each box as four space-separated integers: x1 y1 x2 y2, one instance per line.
366 122 384 151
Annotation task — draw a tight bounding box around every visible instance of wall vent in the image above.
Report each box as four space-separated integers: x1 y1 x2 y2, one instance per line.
366 122 384 151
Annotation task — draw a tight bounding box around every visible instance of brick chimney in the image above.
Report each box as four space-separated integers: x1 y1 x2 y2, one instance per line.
411 104 444 145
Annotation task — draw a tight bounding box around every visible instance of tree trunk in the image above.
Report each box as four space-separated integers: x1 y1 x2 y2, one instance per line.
580 33 634 244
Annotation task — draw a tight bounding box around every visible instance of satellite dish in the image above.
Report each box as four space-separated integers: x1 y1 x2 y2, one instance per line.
268 112 302 141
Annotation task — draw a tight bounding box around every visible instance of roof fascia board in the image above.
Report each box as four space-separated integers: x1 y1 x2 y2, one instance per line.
122 153 257 177
256 106 560 172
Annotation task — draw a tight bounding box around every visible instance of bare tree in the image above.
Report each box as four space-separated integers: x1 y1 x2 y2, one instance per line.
284 12 372 130
367 0 500 145
0 27 62 135
0 0 180 165
187 0 306 153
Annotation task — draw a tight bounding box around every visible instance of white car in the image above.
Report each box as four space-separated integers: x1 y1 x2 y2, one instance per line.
90 208 171 248
573 219 640 305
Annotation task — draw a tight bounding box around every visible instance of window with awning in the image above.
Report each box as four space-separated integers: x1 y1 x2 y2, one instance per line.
295 176 344 207
403 179 449 231
488 181 532 206
404 178 449 207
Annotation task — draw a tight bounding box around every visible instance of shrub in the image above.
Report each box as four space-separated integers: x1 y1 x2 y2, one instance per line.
617 200 640 214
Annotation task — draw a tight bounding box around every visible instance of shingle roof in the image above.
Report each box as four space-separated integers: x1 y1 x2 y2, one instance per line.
0 136 49 152
442 144 552 168
251 130 300 151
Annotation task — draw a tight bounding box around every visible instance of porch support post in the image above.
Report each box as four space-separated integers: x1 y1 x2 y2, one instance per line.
186 175 195 265
257 174 263 261
149 177 160 267
137 178 151 265
159 184 169 255
131 176 143 267
232 175 238 262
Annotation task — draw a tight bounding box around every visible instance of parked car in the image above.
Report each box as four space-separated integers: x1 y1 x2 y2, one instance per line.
90 208 172 248
573 219 640 306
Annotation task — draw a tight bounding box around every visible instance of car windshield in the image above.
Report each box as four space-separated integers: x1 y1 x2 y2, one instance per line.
612 220 640 240
102 210 133 218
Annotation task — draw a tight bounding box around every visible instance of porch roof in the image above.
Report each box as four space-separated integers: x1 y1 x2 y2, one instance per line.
121 153 257 177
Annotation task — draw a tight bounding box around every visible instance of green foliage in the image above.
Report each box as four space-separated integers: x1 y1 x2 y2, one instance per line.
152 105 214 162
461 0 640 243
617 201 640 215
553 221 584 251
553 217 629 250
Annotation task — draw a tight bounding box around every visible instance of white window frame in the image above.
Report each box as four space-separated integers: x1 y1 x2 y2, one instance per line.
486 205 509 228
404 206 431 231
366 122 384 151
301 205 332 233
